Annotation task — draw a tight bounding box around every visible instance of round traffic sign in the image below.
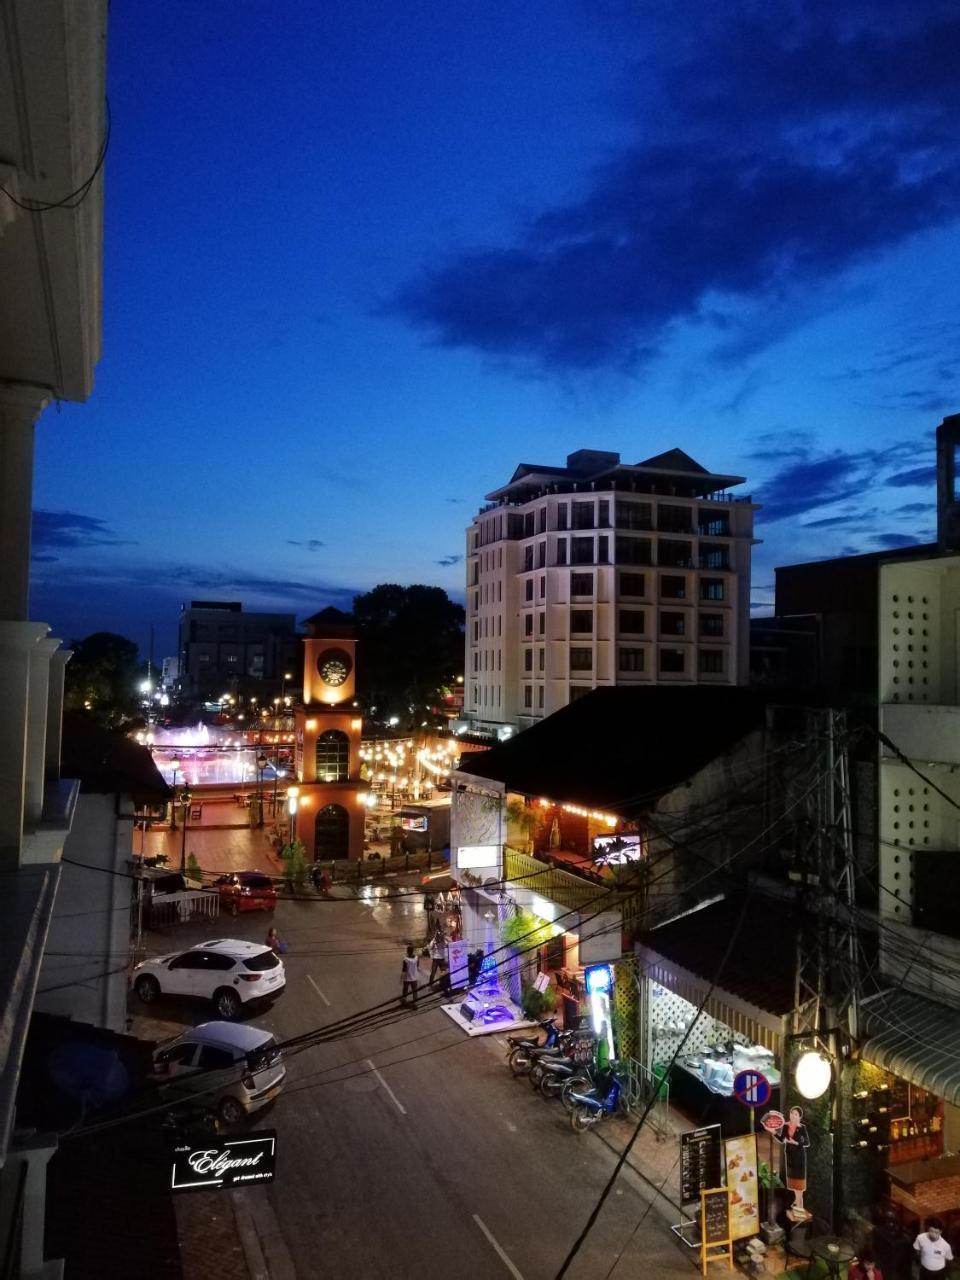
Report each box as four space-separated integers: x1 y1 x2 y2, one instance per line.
732 1068 771 1109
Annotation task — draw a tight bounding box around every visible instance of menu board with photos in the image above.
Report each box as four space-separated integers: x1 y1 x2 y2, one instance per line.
723 1133 760 1239
681 1124 724 1204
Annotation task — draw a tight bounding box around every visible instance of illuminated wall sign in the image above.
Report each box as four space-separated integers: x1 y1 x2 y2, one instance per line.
585 963 613 995
457 845 500 869
401 816 428 831
171 1130 277 1192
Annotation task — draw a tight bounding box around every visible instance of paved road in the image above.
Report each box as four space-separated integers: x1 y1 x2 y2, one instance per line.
134 887 700 1280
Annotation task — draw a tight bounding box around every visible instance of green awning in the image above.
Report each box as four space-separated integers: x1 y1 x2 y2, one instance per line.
860 990 960 1107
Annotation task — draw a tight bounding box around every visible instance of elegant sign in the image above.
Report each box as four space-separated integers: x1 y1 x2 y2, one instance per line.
680 1124 723 1205
723 1133 760 1239
171 1130 277 1192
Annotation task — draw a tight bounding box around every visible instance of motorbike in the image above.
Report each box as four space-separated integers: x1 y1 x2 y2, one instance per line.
509 1025 578 1077
560 1062 615 1112
525 1034 584 1087
537 1053 590 1099
567 1071 623 1132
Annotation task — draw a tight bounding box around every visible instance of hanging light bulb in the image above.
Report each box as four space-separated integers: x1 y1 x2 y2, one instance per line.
795 1050 832 1100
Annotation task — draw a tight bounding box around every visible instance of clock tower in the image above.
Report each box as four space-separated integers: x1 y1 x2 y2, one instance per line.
294 607 364 864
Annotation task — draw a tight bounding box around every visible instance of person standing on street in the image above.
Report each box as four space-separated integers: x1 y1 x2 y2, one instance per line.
428 931 446 984
915 1219 953 1277
401 945 420 1006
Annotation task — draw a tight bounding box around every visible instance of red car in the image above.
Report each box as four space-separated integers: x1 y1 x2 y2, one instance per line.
213 870 278 916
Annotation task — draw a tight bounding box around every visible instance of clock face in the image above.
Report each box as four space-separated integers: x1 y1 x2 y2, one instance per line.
317 648 352 688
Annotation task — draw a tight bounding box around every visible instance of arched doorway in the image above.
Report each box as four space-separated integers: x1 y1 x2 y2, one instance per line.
316 730 349 782
315 803 350 860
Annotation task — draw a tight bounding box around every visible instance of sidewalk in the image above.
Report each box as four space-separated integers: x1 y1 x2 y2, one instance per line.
142 825 284 877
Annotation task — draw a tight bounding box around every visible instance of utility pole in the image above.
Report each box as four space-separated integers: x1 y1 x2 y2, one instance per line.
791 708 859 1231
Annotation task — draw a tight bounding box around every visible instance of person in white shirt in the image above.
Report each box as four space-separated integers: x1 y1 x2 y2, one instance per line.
400 945 420 1006
915 1218 953 1276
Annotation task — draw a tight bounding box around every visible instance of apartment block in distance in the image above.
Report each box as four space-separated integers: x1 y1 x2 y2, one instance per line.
178 600 298 698
465 448 757 734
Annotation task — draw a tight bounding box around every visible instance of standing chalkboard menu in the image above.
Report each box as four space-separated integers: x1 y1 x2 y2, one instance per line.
681 1124 723 1204
699 1187 733 1276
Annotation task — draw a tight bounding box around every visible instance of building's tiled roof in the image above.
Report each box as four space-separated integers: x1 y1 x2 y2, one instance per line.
458 686 768 819
635 447 708 475
645 894 799 1017
61 717 171 803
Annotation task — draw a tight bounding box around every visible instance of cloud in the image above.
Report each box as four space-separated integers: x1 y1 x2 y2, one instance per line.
874 532 922 549
435 554 464 567
886 465 938 488
286 539 325 552
31 510 133 561
894 501 934 515
389 5 960 374
445 497 466 505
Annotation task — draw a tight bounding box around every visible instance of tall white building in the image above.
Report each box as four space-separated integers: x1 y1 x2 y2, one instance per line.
465 447 757 734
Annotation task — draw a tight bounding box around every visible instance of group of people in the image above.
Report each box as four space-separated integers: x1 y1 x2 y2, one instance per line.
846 1218 955 1279
400 927 451 1007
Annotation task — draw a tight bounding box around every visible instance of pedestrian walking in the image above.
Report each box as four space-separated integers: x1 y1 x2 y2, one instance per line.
400 944 420 1006
428 931 446 984
914 1219 953 1277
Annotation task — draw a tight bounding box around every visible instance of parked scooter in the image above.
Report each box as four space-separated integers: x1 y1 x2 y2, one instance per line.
567 1070 623 1132
510 1026 578 1077
526 1034 585 1088
537 1054 589 1099
560 1063 615 1113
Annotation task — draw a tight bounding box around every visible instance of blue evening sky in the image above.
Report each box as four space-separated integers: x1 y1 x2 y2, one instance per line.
30 1 960 655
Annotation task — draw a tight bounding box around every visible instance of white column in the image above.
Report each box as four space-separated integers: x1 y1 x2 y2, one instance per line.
24 638 61 823
0 383 49 623
45 647 72 775
3 1134 62 1280
0 622 49 866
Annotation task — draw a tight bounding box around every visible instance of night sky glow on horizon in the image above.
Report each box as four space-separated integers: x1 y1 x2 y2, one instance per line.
30 1 960 656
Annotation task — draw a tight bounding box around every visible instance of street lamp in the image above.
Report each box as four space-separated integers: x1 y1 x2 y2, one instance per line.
256 752 268 828
170 756 181 830
281 671 293 702
179 788 191 875
287 786 299 842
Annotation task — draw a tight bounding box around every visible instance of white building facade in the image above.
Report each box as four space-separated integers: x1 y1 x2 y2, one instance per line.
465 447 757 735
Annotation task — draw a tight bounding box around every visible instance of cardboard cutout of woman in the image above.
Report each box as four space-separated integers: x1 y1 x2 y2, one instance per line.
774 1105 812 1222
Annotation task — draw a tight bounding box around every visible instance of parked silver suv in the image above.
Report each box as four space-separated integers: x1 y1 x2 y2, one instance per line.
153 1021 285 1127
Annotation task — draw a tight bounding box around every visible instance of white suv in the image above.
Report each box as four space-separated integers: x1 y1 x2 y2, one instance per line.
153 1021 285 1126
132 938 285 1020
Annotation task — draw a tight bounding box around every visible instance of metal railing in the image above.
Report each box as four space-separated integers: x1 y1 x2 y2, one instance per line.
620 1057 671 1139
145 890 220 929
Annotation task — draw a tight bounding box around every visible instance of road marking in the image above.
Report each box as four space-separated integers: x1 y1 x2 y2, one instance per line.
307 975 331 1006
366 1058 407 1115
473 1215 525 1280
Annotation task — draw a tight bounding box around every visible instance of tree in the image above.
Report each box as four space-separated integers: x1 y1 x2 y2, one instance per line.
351 584 464 727
64 632 142 726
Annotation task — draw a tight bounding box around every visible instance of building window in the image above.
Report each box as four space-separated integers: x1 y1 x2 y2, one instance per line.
539 575 546 598
570 648 593 672
524 512 535 537
572 501 594 530
615 501 652 531
700 543 730 570
538 541 546 569
658 539 694 568
473 652 478 672
598 535 609 564
701 578 725 601
618 647 645 672
570 610 593 634
700 613 724 637
598 499 610 528
316 731 350 782
538 612 545 635
660 612 686 636
537 685 544 708
571 571 593 596
698 510 730 537
659 648 685 674
615 536 652 566
523 685 533 708
658 504 693 534
525 579 534 601
699 649 724 674
619 572 645 597
524 649 533 672
538 507 547 533
524 614 534 637
538 647 545 671
660 575 686 599
572 537 593 565
497 649 502 670
618 610 644 634
556 537 567 566
569 685 591 702
523 546 534 572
